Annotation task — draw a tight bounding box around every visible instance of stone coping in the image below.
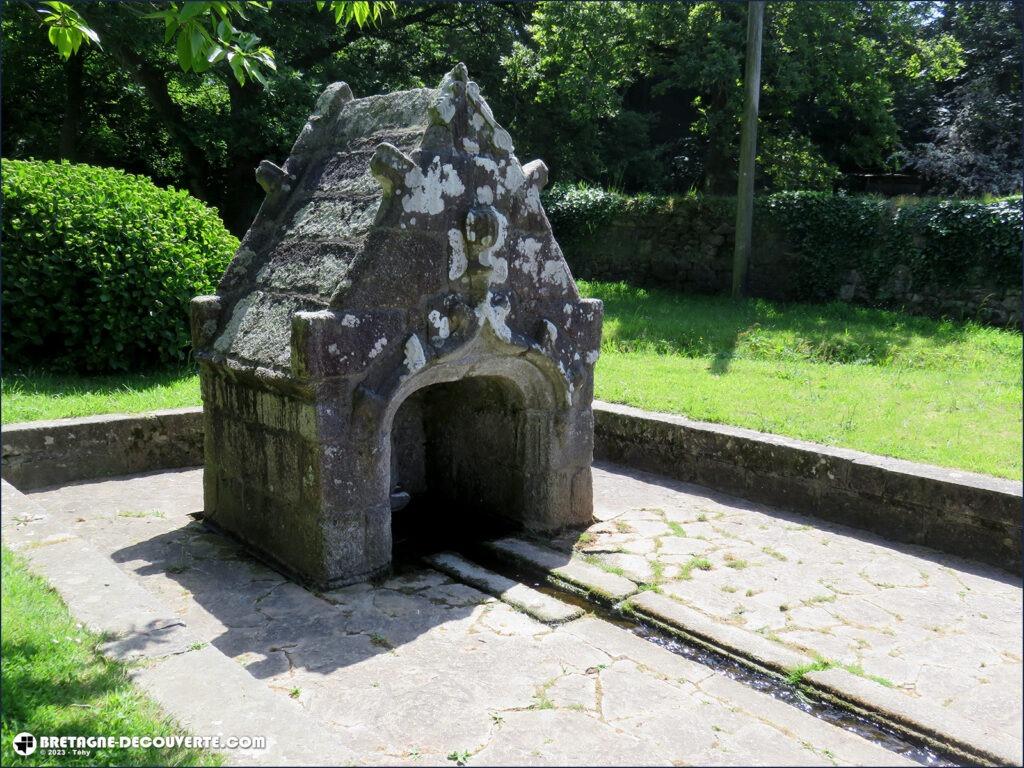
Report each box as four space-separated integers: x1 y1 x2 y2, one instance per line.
2 407 205 491
3 402 1020 572
596 401 1022 498
594 402 1022 574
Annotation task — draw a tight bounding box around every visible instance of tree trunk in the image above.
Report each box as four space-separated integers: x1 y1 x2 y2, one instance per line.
732 0 765 298
59 50 86 161
87 15 214 202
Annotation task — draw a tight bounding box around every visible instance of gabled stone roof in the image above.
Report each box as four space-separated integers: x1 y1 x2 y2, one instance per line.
194 64 597 405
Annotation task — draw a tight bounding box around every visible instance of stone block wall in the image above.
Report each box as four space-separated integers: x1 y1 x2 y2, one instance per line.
199 367 331 582
558 209 791 300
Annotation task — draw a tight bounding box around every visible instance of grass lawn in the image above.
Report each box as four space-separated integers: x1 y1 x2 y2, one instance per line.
0 547 219 767
1 369 200 424
1 282 1020 479
584 281 1021 480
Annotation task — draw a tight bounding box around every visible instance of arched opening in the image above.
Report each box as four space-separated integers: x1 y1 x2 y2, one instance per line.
387 375 529 560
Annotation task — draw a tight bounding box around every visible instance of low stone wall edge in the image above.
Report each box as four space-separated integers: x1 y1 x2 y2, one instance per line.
2 403 1019 572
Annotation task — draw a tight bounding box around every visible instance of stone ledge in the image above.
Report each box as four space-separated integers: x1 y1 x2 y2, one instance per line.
424 551 583 624
627 589 1020 767
3 402 1020 572
2 407 205 491
485 537 638 604
593 401 1022 573
626 590 811 675
804 667 1023 767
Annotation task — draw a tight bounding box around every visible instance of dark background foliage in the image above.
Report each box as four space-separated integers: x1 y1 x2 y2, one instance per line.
3 1 1021 236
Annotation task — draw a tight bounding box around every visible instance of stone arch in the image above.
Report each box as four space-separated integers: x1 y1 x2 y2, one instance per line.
372 348 570 554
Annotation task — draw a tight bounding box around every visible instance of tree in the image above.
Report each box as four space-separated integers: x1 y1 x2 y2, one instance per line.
4 0 1010 227
501 1 964 194
12 1 409 229
907 1 1023 196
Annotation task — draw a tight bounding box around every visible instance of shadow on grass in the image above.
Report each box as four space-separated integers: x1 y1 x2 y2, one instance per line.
581 281 1011 371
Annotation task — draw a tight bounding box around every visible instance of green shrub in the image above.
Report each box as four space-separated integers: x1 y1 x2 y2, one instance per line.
2 160 237 372
543 183 664 239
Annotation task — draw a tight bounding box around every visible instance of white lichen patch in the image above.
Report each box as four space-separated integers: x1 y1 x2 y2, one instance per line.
475 292 512 343
402 157 465 215
503 160 525 191
404 334 427 372
490 256 509 284
427 310 450 340
368 336 388 359
476 185 494 205
328 343 339 355
341 314 360 328
586 349 601 364
493 127 514 153
541 259 570 289
563 303 573 314
526 185 543 214
470 111 486 131
448 229 468 280
515 237 543 277
473 156 500 179
477 208 508 274
462 137 480 154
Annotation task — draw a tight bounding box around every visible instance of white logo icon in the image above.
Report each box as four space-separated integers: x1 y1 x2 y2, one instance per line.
12 733 37 757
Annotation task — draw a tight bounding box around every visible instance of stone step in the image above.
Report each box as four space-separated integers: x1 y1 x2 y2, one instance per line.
484 536 638 603
423 551 583 624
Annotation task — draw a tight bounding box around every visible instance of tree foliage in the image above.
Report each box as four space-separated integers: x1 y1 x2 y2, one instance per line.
2 1 1018 236
908 1 1023 195
34 1 395 85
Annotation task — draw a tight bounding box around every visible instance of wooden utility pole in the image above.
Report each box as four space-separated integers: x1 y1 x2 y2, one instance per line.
732 0 766 299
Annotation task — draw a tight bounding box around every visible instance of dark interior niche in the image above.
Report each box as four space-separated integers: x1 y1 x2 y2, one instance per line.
389 376 524 560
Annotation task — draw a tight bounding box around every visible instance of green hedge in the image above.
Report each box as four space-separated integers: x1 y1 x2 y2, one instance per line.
762 192 1022 299
2 160 238 372
544 184 1022 309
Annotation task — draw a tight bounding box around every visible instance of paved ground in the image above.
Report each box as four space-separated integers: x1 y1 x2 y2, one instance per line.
546 463 1023 753
19 468 927 767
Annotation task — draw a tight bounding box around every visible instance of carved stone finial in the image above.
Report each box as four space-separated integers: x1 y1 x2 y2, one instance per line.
313 81 354 119
369 143 416 195
523 159 549 192
255 160 292 195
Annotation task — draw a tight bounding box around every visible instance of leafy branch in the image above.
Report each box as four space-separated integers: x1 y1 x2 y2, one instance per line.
34 0 396 86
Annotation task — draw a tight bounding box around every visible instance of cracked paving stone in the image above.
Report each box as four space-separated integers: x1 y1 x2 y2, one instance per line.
22 466 1020 765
